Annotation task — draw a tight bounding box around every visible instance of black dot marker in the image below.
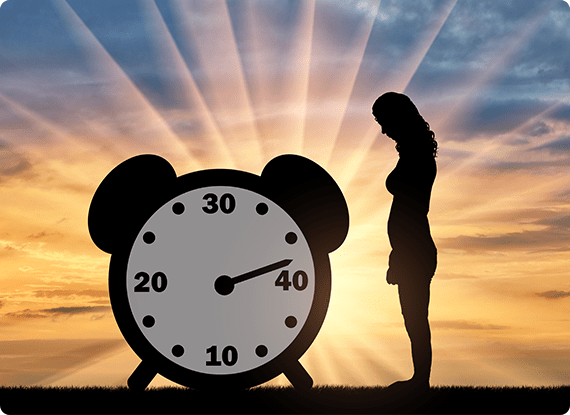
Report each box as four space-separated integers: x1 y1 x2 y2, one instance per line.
285 316 297 328
142 315 155 328
172 345 184 357
256 203 268 215
172 202 185 215
256 345 268 357
285 232 297 244
143 232 155 244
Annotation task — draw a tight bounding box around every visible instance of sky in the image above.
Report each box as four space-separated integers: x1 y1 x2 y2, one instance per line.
0 0 570 389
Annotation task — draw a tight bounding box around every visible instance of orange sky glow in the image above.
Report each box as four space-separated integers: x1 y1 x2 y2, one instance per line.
0 0 569 389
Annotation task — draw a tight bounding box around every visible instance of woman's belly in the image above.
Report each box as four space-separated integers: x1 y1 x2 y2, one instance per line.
387 211 436 253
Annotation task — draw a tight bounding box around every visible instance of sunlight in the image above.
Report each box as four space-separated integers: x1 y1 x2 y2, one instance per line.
399 0 458 93
437 94 570 183
242 0 316 158
303 334 347 385
332 0 457 190
0 92 82 155
326 325 411 386
140 0 237 170
1 0 569 390
52 0 201 171
170 0 264 171
302 0 381 167
328 1 560 253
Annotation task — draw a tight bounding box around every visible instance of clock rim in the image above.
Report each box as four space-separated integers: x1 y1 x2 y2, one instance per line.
109 168 332 389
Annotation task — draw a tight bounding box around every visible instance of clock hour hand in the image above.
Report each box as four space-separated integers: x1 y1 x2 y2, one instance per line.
214 259 292 296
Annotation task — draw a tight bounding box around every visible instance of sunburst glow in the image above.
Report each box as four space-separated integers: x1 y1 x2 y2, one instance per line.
0 0 569 389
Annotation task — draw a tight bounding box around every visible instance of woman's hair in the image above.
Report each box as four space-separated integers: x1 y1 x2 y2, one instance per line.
372 92 438 157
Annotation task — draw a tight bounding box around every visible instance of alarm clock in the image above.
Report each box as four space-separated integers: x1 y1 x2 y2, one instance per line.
88 154 349 390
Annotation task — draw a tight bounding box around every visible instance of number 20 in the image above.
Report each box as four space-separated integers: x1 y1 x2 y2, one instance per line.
134 272 167 292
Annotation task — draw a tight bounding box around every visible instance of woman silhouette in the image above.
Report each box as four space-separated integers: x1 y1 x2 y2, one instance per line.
372 92 437 393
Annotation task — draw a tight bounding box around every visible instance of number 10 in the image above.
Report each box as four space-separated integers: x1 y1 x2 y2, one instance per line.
206 345 238 366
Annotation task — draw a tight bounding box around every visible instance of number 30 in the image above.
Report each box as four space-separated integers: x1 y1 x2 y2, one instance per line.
202 193 236 214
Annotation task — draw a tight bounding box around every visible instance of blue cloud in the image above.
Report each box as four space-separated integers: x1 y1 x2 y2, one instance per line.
532 136 570 153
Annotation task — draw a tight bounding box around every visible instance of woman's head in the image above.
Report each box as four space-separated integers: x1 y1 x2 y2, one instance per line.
372 92 438 157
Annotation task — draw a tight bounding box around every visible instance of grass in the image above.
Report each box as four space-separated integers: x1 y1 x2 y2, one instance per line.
0 385 568 414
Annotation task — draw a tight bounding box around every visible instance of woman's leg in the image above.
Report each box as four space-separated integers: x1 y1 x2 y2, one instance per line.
398 280 431 384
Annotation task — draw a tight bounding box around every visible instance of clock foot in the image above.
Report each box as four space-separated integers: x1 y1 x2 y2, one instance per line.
284 360 313 390
127 360 157 390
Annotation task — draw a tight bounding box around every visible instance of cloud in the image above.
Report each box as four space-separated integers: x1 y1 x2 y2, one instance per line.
27 232 61 240
42 306 110 315
439 212 570 253
34 289 107 299
549 102 570 120
525 121 551 137
0 144 32 178
536 290 570 299
444 98 563 142
536 213 570 228
531 135 570 154
3 309 47 319
438 228 570 253
4 305 111 320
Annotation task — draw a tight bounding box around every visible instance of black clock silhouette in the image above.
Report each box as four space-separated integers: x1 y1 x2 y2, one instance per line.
88 154 349 390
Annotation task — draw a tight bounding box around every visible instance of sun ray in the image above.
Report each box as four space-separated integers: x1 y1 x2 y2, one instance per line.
438 92 570 183
140 0 236 169
336 2 559 245
169 0 265 171
305 332 349 385
52 0 202 171
320 340 369 386
0 91 128 165
345 150 570 274
302 0 381 168
399 0 458 93
346 139 570 247
344 334 408 386
242 0 316 159
332 1 553 205
0 92 73 150
332 0 457 191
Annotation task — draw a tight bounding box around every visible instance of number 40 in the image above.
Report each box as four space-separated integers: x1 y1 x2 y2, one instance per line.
275 270 308 291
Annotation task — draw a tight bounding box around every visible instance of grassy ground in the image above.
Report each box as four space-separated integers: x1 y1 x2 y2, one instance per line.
0 385 568 414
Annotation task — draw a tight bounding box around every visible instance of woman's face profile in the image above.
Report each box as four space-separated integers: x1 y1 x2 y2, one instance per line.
380 123 393 139
376 116 404 141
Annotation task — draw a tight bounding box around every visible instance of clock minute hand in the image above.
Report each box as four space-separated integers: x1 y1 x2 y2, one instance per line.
214 259 292 296
232 259 292 284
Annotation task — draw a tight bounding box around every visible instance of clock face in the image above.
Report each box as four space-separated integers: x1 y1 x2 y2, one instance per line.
125 186 315 375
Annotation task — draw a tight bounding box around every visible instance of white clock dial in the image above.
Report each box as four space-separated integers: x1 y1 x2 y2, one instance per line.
126 186 315 375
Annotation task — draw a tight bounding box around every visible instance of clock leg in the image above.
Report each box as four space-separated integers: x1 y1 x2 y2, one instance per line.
127 360 157 390
284 360 313 390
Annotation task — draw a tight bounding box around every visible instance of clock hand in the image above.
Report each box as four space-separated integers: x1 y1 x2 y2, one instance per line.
233 259 292 284
214 259 292 296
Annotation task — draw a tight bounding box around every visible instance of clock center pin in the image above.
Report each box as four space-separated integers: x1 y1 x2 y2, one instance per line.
214 275 234 296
